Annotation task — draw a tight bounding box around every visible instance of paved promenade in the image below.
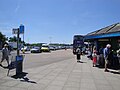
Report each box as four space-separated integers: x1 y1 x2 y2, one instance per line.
0 55 120 90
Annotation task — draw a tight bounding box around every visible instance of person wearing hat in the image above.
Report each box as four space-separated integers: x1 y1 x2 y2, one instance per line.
103 44 111 72
0 44 9 67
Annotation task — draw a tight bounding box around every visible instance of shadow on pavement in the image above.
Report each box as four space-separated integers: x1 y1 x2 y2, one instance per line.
0 64 9 69
109 70 120 74
11 72 37 84
0 64 37 84
77 61 87 63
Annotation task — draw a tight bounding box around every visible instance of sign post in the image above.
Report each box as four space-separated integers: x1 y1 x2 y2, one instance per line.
17 28 20 56
19 24 25 53
12 25 25 76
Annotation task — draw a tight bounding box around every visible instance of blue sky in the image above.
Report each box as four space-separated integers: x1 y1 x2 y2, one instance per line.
0 0 120 44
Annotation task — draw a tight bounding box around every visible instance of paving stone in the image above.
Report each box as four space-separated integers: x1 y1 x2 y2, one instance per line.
0 86 11 90
37 78 52 85
65 81 80 88
63 86 79 90
96 84 113 90
28 83 46 90
50 80 66 86
1 80 19 87
45 85 63 90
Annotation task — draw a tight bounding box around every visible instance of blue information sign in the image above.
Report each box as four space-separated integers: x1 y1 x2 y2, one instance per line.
16 55 23 61
19 25 24 34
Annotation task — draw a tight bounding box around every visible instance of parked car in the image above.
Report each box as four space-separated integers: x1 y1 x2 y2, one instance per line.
21 46 30 51
49 46 56 51
31 47 41 53
41 45 50 52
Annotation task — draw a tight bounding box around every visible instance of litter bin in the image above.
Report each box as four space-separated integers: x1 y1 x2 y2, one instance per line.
16 55 23 75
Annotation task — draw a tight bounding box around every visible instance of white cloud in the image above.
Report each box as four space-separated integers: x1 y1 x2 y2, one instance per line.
14 0 21 13
14 5 20 13
0 28 13 38
0 23 12 34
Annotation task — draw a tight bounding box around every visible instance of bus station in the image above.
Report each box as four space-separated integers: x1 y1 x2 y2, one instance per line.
84 23 120 69
85 23 120 51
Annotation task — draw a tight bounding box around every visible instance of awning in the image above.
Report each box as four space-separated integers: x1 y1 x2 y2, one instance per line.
85 32 120 39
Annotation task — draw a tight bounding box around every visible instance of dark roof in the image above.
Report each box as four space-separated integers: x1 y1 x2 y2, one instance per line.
86 23 120 36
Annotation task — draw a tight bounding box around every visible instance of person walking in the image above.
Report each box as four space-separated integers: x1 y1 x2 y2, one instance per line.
0 44 9 67
103 44 111 72
76 47 81 62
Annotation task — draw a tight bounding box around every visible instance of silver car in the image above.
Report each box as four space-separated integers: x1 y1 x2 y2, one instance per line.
31 47 41 53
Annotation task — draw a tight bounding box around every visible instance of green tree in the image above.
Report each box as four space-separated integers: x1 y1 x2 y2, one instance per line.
9 36 22 43
9 36 17 42
0 32 7 43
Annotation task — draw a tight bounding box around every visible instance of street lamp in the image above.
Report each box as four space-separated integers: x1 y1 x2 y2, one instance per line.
49 37 52 44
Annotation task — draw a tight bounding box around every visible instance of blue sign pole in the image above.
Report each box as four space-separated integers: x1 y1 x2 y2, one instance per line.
15 24 25 75
19 24 24 34
19 24 25 53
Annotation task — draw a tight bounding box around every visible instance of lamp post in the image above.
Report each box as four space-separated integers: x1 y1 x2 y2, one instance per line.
49 37 52 44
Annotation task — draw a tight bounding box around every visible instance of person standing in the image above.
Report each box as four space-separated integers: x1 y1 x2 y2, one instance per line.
87 47 92 60
103 44 111 72
0 44 9 67
98 46 104 67
92 46 97 67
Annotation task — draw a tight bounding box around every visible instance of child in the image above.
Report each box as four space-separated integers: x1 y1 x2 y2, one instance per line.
92 46 97 67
